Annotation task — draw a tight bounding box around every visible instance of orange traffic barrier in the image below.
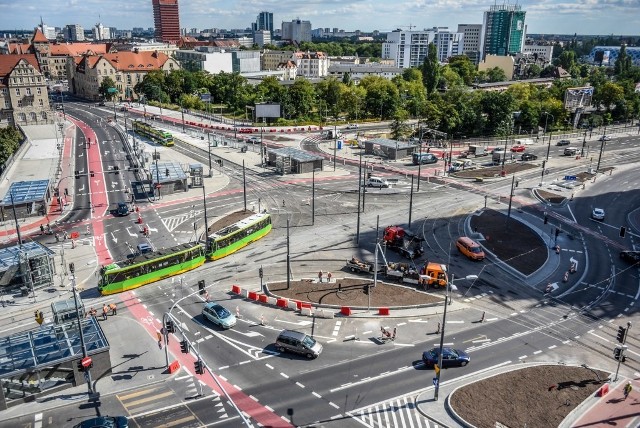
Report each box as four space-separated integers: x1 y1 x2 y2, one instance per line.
258 294 269 303
341 306 352 316
168 360 180 374
70 231 80 239
248 291 258 300
597 384 609 397
276 298 288 308
231 285 241 294
378 307 390 316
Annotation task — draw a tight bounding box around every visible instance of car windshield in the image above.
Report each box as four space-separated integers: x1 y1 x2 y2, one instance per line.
302 336 316 348
213 306 230 318
470 247 482 253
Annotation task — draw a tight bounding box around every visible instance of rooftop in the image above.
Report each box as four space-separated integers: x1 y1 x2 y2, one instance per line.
1 179 50 206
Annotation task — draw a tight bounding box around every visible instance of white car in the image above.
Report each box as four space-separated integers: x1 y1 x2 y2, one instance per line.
599 135 611 142
591 208 605 221
247 136 262 144
345 123 359 129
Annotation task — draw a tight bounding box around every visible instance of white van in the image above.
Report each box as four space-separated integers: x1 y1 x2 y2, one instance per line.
367 177 390 188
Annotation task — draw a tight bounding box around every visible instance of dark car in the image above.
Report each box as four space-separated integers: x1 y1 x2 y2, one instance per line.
620 251 640 263
73 416 128 428
556 140 570 146
422 347 470 368
521 153 538 161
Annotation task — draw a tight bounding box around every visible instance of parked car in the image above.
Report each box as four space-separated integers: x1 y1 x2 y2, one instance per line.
136 243 153 255
73 416 128 428
491 147 506 154
367 177 390 188
521 153 538 161
247 136 262 144
345 123 359 129
556 140 570 146
449 160 477 172
510 145 526 152
599 135 611 141
422 347 470 368
591 208 605 221
620 251 640 263
202 302 236 329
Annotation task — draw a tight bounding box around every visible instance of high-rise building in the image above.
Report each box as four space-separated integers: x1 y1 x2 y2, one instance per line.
254 12 273 35
152 0 181 43
64 24 84 41
281 19 312 44
457 24 482 65
382 28 463 68
480 4 526 59
93 23 111 41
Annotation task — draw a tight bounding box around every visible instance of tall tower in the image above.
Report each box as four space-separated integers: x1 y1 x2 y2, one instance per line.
256 12 274 35
480 3 526 59
152 0 180 43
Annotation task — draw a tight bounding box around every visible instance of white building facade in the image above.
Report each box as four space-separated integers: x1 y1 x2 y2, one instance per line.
382 28 463 68
281 19 312 44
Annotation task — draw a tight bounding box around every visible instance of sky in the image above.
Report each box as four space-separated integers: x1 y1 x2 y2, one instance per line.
1 0 639 35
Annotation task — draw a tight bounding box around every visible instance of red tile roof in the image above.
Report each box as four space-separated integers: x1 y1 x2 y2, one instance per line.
32 28 49 43
0 54 40 78
49 43 109 57
77 51 172 72
6 43 32 55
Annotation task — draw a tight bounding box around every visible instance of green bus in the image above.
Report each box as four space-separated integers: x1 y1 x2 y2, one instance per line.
132 120 174 146
98 242 205 295
206 212 272 260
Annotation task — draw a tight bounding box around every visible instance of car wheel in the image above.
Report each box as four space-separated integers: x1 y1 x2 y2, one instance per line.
276 345 285 353
306 352 314 359
460 361 468 367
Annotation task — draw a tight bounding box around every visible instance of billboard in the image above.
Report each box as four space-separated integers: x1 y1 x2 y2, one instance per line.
564 86 594 110
255 102 281 119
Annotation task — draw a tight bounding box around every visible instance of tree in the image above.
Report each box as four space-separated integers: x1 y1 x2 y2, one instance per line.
99 77 117 101
286 78 316 119
486 67 507 83
614 44 632 76
422 43 440 94
447 56 476 86
0 126 22 167
390 110 410 140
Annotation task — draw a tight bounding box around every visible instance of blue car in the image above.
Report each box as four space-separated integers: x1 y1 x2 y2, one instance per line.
202 302 236 329
422 347 470 368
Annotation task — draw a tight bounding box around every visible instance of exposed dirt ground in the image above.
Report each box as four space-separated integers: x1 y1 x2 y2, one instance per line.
449 365 608 428
454 162 537 178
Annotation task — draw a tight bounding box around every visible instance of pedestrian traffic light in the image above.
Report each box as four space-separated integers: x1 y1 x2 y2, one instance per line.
64 188 69 196
114 166 120 175
544 216 548 224
198 280 205 295
180 340 189 354
75 170 80 179
165 319 175 334
77 360 85 372
90 170 95 177
620 226 626 238
613 347 624 361
259 267 263 279
69 262 75 274
194 359 204 375
363 285 370 295
617 326 627 343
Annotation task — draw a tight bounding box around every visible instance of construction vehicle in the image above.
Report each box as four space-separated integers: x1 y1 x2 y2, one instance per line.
345 256 380 274
384 261 422 284
383 226 424 259
468 145 488 157
420 262 448 289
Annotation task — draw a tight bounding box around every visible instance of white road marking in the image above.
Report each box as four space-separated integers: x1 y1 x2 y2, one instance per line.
312 391 322 398
280 372 289 379
296 382 305 388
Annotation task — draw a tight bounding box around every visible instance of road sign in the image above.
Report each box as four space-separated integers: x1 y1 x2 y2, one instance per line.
564 175 577 181
434 364 440 375
107 87 118 94
433 377 438 387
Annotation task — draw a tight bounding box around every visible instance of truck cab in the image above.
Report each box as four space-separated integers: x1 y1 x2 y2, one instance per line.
420 262 448 288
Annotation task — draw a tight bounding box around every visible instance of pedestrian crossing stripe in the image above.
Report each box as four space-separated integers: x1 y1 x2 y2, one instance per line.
347 396 434 428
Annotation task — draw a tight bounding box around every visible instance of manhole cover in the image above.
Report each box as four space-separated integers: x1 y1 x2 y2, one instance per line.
148 375 155 380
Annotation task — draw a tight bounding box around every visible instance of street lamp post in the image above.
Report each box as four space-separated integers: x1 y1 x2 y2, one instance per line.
542 112 554 161
434 273 478 401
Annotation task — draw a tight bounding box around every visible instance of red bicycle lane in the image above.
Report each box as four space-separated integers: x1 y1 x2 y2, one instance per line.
70 117 291 427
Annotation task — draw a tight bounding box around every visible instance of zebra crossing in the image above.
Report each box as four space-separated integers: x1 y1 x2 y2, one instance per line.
161 212 199 232
347 395 437 428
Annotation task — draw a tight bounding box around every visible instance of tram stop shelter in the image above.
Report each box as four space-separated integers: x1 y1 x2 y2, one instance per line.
266 147 324 175
0 241 56 295
0 316 110 410
0 180 51 220
150 161 188 195
364 138 418 161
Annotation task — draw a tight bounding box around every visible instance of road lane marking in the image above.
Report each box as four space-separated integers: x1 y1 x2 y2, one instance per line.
312 391 322 398
280 372 289 379
296 382 305 388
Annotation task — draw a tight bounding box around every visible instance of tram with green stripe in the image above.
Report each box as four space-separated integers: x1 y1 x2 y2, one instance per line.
205 212 272 260
132 120 174 146
98 242 205 295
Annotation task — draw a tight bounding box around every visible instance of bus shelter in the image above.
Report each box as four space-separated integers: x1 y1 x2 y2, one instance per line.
364 138 417 161
266 147 324 175
0 180 51 220
150 161 188 195
0 316 110 410
0 241 56 295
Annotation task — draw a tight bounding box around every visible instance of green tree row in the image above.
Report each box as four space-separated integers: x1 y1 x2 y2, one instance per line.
0 126 23 168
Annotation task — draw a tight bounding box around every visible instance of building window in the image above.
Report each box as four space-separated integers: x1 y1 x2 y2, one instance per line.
37 87 42 95
39 99 44 106
30 112 37 122
18 113 26 122
26 88 32 96
41 111 47 120
15 88 20 96
4 100 9 108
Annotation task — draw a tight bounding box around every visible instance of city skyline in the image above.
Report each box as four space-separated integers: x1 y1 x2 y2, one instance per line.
1 0 640 36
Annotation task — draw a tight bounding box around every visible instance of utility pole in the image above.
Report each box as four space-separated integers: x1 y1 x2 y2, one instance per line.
207 133 212 177
312 168 316 225
408 175 414 228
286 217 291 290
434 274 452 401
154 148 160 200
71 269 93 394
202 183 209 237
242 160 247 212
333 125 337 171
507 175 516 223
356 150 362 245
596 129 607 172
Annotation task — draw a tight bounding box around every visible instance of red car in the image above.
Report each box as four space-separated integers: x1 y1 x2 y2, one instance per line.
510 145 526 152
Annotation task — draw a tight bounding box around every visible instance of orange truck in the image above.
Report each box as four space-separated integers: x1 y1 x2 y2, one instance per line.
420 262 448 289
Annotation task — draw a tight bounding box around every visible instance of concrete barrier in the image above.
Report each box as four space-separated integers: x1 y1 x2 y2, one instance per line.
267 296 277 305
316 309 335 319
258 294 269 303
597 384 609 397
378 307 390 316
277 298 289 308
301 307 313 316
240 288 248 298
168 360 180 374
288 300 298 311
341 306 352 316
231 285 241 294
248 291 258 300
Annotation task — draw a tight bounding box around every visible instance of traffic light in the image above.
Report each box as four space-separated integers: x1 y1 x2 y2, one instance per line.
69 262 75 274
180 340 189 354
75 170 80 179
620 226 626 238
363 285 370 295
544 216 548 224
35 310 44 324
194 359 205 375
90 171 95 177
198 280 205 295
165 319 175 334
259 267 263 279
617 326 627 343
614 347 625 361
77 360 85 372
114 166 120 175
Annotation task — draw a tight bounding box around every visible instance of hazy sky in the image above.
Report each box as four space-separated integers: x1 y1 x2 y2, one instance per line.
1 0 639 35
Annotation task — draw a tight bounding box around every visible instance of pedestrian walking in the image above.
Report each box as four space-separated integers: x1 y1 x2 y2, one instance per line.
204 291 210 302
55 233 60 242
436 322 441 334
327 272 332 283
157 331 163 349
318 270 323 283
40 224 45 235
102 304 108 320
109 303 117 315
624 381 633 400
